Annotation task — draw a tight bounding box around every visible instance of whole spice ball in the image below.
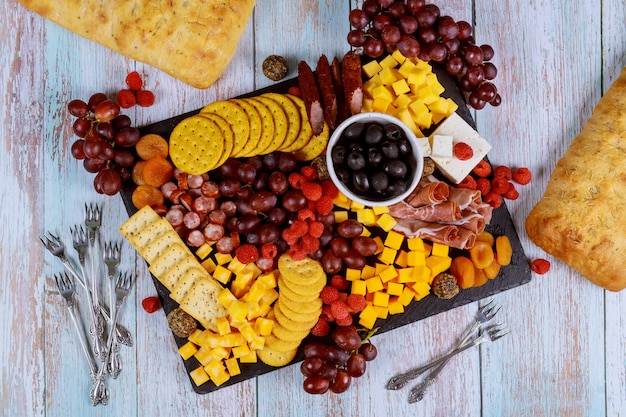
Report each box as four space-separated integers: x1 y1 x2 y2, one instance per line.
167 308 198 338
262 55 289 81
432 272 460 299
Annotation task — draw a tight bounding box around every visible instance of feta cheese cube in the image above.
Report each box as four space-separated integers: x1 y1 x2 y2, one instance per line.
430 134 454 160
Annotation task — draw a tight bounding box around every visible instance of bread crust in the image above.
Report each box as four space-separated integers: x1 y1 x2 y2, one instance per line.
525 66 626 291
17 0 256 89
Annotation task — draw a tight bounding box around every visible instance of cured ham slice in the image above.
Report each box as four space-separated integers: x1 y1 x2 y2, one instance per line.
406 178 449 207
389 201 461 223
448 187 481 210
393 218 459 245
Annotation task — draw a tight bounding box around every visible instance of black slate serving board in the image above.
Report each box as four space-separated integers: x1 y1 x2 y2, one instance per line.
119 64 531 394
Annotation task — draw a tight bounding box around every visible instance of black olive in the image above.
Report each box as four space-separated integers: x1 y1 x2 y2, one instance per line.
384 123 402 140
343 122 365 139
349 142 364 154
347 152 366 171
364 123 384 145
371 172 389 192
336 168 351 184
352 171 370 193
396 137 412 156
384 160 408 178
381 140 399 159
387 180 408 196
332 145 348 164
367 148 383 167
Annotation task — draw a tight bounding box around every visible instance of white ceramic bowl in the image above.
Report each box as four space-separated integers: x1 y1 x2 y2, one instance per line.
326 112 424 207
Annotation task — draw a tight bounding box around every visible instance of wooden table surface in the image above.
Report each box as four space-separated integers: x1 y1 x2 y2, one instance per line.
2 1 625 416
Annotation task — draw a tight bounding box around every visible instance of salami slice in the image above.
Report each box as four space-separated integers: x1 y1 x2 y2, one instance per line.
297 60 325 135
315 54 338 130
340 51 363 115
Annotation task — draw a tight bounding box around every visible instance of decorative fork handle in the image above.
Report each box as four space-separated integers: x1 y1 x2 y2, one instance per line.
64 300 98 381
386 331 484 390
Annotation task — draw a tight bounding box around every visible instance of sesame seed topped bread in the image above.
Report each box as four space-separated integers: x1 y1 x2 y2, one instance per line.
17 0 256 89
525 66 626 292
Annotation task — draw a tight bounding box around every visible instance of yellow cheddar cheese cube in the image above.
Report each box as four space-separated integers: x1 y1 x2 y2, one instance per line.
226 257 247 273
333 191 351 209
384 230 404 250
216 317 231 336
374 262 387 275
398 287 416 306
205 359 230 386
190 366 210 386
214 253 232 265
431 112 447 125
376 213 397 232
257 271 277 288
350 199 365 210
246 301 263 321
223 332 245 347
361 264 376 279
414 265 431 282
334 210 349 223
428 97 449 115
254 317 274 336
393 93 412 109
359 305 379 329
397 267 416 283
372 205 389 215
178 341 199 360
201 257 217 274
362 97 374 112
239 323 257 343
379 54 399 69
379 265 398 283
431 242 449 257
360 226 372 237
211 346 231 361
227 300 249 323
372 97 392 113
407 237 425 251
387 281 404 297
415 110 433 130
362 59 383 78
392 78 410 96
378 247 397 265
365 276 384 293
213 265 232 285
239 348 257 363
379 67 402 84
395 250 408 268
194 346 217 366
249 336 265 351
217 287 237 309
388 299 405 315
394 107 421 136
425 255 452 278
407 70 427 90
225 357 241 377
409 99 429 117
187 329 204 345
261 288 279 305
373 305 389 318
351 279 367 296
391 49 407 64
412 281 431 300
372 236 385 254
232 344 251 358
397 59 416 77
445 98 458 113
195 242 214 260
356 208 377 226
407 250 426 266
346 268 361 281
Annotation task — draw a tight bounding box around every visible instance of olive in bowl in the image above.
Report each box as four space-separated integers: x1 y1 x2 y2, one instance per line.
326 112 424 207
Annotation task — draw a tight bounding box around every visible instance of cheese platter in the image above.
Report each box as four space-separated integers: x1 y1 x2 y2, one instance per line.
118 58 532 394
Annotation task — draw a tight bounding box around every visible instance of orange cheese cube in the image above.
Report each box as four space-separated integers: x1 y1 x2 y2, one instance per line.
254 317 274 336
372 236 385 254
257 271 277 288
373 305 389 318
249 336 265 351
351 279 367 296
387 281 404 297
407 250 426 266
227 300 249 323
414 265 431 282
223 332 245 347
200 257 217 274
232 344 251 358
376 213 397 232
194 346 217 366
425 255 452 279
211 346 231 361
187 329 205 345
395 250 409 268
378 247 397 265
359 305 378 329
397 267 416 283
407 237 425 251
379 266 398 283
238 348 258 363
398 287 416 306
226 257 247 273
246 301 263 321
431 242 449 257
217 288 237 308
365 276 384 293
346 268 361 281
372 291 390 307
238 323 257 343
412 281 431 299
213 265 232 285
372 205 389 215
190 366 210 386
204 360 230 386
195 242 214 260
178 341 199 360
361 265 376 279
260 288 279 305
216 317 231 336
214 253 232 265
388 299 405 315
225 357 241 377
384 230 404 250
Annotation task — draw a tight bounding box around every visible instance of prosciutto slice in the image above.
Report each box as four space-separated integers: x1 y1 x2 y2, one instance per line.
448 187 481 210
389 200 462 223
406 178 449 207
393 218 459 245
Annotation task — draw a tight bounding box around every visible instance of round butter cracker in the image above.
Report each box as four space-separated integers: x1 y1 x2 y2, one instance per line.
244 97 275 156
201 100 250 157
294 121 330 161
280 94 313 153
231 98 262 157
168 114 225 175
262 93 301 152
253 95 289 154
197 112 235 168
257 344 298 367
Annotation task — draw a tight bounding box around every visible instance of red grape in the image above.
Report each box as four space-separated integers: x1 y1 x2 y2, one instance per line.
94 169 122 195
457 20 473 39
364 38 385 58
349 9 369 29
71 139 86 160
407 0 425 12
362 0 380 17
399 16 418 34
346 354 367 378
388 2 408 19
303 376 330 395
329 370 352 394
68 99 89 117
446 55 465 76
481 44 495 61
371 14 392 33
72 117 91 138
87 92 107 111
483 62 498 80
381 25 402 45
114 126 140 147
93 99 120 122
397 35 421 58
464 44 485 65
347 29 367 47
437 16 459 40
332 326 361 351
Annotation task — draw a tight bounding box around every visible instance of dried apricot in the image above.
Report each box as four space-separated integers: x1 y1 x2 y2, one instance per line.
495 235 513 266
132 160 147 185
132 184 164 209
469 240 495 270
473 266 489 287
475 230 495 247
142 156 174 188
136 134 169 160
449 256 475 289
483 258 501 279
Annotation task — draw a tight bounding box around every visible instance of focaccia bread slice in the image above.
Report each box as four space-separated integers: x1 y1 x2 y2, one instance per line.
17 0 256 89
526 66 626 291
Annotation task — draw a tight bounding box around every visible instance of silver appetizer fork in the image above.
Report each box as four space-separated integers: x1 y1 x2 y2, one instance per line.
103 241 122 378
53 272 98 382
407 321 511 403
386 298 502 390
90 272 135 406
84 203 106 360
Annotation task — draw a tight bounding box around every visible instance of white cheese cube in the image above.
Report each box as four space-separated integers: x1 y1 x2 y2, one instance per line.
430 134 453 160
415 137 432 157
428 113 492 184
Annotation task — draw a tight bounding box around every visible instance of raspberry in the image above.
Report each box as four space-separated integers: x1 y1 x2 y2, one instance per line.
320 286 340 305
308 221 325 238
125 71 143 91
330 275 349 291
491 176 511 194
261 243 278 259
493 165 512 180
472 159 492 177
300 233 320 254
335 314 353 326
512 167 532 185
117 89 136 108
530 258 551 274
300 165 318 181
314 195 334 215
281 228 300 245
141 296 161 313
457 175 477 190
235 244 259 264
476 177 491 196
483 191 503 208
310 318 330 337
287 86 302 98
346 294 366 312
290 220 309 237
136 90 155 107
320 304 335 322
453 142 474 160
297 208 316 222
288 172 306 189
329 300 350 320
288 244 307 260
320 179 339 198
502 182 519 200
302 181 322 201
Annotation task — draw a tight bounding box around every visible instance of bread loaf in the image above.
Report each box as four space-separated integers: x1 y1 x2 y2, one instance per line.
17 0 256 89
525 66 626 291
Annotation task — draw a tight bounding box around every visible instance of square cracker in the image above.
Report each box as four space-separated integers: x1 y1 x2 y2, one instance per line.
119 206 161 243
180 277 227 332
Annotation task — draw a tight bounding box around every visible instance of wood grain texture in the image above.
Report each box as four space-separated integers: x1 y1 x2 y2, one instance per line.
1 0 626 416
